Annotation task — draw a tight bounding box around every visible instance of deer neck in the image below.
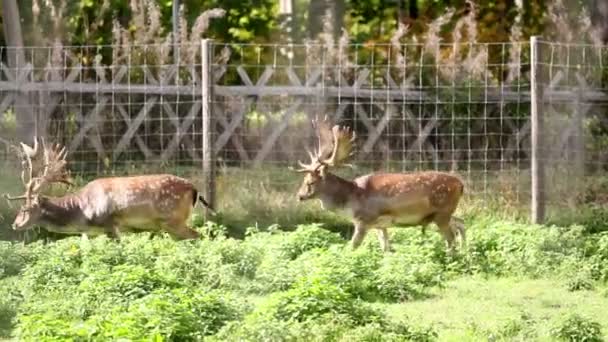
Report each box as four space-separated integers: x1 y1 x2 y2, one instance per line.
318 172 358 211
39 194 83 227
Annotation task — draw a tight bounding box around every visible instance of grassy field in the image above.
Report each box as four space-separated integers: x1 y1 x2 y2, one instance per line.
1 165 608 341
1 213 608 341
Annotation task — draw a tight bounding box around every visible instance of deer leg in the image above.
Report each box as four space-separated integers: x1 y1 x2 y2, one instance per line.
376 228 391 252
105 225 121 241
350 222 368 250
165 219 200 240
419 214 436 236
434 215 456 254
450 216 466 248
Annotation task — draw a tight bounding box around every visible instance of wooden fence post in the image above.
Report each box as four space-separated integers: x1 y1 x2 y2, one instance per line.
530 36 546 224
201 39 216 217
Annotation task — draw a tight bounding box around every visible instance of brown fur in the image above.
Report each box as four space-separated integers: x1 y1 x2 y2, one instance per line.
298 169 466 252
11 174 210 240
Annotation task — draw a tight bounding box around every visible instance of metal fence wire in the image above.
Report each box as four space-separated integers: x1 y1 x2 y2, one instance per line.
0 37 606 222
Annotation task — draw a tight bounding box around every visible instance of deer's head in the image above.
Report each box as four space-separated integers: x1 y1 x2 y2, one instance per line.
293 117 356 201
4 137 73 230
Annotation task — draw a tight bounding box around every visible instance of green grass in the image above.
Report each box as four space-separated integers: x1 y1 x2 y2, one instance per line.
1 163 608 340
1 214 608 340
386 276 608 341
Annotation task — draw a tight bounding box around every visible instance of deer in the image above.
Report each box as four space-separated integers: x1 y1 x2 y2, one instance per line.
293 117 466 253
3 137 215 241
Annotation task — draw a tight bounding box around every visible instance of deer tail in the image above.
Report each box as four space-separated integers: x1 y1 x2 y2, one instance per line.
191 189 217 215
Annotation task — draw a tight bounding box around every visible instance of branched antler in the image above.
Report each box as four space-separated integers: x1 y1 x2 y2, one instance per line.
3 137 72 202
294 116 357 172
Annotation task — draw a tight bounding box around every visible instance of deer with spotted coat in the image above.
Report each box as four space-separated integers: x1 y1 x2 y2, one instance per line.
294 117 466 253
4 137 214 240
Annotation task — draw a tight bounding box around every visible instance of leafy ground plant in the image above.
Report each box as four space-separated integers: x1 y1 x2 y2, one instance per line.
1 214 608 340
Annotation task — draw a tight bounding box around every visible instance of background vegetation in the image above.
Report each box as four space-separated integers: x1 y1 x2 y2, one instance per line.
1 1 608 340
2 209 608 340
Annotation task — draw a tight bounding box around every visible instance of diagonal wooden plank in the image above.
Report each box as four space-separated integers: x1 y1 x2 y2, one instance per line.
65 64 83 83
253 98 304 165
361 104 394 153
70 99 108 160
113 97 158 158
237 66 254 86
112 65 128 84
256 66 274 86
305 67 323 86
1 62 14 82
159 65 178 86
0 93 15 118
386 73 399 89
213 102 250 161
69 97 110 152
353 68 370 88
160 101 202 162
16 64 33 82
354 103 378 134
214 98 254 152
333 100 351 122
406 116 439 158
46 63 62 82
401 108 437 157
189 65 201 86
286 67 302 86
213 65 227 83
94 62 108 84
161 102 198 160
116 104 155 159
142 65 159 85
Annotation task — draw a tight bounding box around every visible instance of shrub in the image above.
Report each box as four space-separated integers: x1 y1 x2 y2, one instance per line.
374 250 444 301
0 278 20 338
212 315 315 342
550 313 603 342
251 227 346 294
18 241 85 293
0 242 33 279
254 275 384 325
213 238 263 279
77 264 178 306
153 243 243 290
566 272 595 292
17 287 244 341
338 322 438 342
277 224 344 260
289 246 382 300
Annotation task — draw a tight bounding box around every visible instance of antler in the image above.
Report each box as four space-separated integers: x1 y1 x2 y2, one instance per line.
38 140 72 186
19 137 42 186
294 116 357 172
3 137 72 202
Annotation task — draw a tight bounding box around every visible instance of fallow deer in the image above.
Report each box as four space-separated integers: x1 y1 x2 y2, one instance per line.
4 137 214 240
294 117 466 253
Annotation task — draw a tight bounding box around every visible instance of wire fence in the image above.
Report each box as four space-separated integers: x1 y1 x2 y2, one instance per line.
0 38 606 222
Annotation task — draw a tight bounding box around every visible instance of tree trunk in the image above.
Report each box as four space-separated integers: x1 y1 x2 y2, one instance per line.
2 0 36 143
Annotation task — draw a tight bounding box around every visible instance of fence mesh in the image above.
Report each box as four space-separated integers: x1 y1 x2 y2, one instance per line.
536 40 608 221
0 44 205 176
211 41 532 207
0 39 606 223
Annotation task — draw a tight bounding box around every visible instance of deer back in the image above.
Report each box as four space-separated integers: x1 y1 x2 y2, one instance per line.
351 171 464 224
78 174 198 222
